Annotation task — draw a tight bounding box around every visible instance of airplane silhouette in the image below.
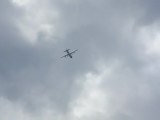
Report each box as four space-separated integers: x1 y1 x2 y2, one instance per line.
61 49 78 58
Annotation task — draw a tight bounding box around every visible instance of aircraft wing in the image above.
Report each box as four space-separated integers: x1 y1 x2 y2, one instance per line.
70 49 78 54
61 54 69 58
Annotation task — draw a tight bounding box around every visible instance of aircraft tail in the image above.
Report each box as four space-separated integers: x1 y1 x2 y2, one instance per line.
64 49 70 52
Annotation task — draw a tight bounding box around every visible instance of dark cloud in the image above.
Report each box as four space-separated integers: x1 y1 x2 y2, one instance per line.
136 0 160 25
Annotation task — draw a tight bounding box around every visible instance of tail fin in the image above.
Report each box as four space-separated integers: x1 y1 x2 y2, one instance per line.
64 49 70 52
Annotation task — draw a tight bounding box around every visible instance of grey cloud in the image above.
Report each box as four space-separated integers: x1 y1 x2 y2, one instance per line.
136 0 160 26
0 1 71 112
0 0 160 120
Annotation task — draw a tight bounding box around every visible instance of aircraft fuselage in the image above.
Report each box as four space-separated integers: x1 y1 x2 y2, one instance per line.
61 49 78 58
66 50 73 58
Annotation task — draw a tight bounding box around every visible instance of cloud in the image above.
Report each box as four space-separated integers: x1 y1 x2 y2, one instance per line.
0 0 160 120
11 0 59 44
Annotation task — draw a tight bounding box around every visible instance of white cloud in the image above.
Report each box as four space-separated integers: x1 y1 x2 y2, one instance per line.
67 61 120 120
12 0 32 6
11 0 59 44
0 97 33 120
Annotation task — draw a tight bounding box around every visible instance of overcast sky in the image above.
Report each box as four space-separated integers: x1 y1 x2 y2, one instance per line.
0 0 160 120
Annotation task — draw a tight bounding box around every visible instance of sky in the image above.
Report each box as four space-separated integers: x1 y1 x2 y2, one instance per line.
0 0 160 120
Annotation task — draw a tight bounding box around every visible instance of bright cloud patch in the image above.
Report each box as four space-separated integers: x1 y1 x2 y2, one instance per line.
12 0 31 7
67 61 118 120
11 0 59 44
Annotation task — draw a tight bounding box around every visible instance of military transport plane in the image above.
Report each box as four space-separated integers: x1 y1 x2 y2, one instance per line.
61 49 78 58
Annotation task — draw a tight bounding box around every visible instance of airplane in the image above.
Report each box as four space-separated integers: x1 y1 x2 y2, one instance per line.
61 49 78 58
